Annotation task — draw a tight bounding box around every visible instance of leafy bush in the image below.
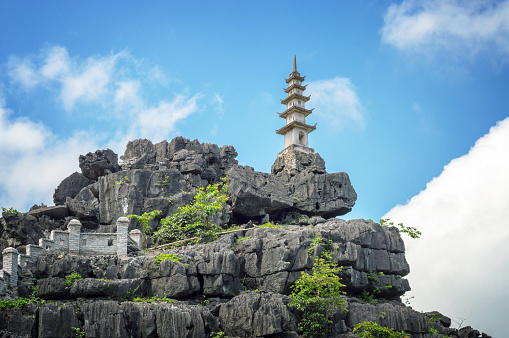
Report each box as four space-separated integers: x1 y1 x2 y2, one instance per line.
1 207 21 214
289 258 346 338
0 287 46 309
353 321 409 337
71 327 86 338
152 178 229 245
127 210 162 235
65 273 83 287
380 219 421 239
210 332 228 338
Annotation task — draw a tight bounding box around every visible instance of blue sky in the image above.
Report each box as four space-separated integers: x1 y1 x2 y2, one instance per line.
1 1 508 335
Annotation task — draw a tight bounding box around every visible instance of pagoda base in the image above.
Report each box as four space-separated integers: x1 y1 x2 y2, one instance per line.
271 144 326 176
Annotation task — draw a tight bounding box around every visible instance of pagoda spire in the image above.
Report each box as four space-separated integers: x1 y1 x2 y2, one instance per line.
276 55 316 152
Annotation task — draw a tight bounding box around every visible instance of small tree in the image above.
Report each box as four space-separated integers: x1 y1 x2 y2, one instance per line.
289 258 347 338
152 178 229 244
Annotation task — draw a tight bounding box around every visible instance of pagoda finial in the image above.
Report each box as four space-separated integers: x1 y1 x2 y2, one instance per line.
293 54 297 72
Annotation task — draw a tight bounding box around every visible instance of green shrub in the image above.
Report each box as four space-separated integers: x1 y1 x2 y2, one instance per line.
127 210 162 235
380 219 421 239
210 332 228 338
353 321 408 337
71 327 85 338
152 178 229 245
65 273 83 287
257 221 281 228
0 287 46 309
289 258 346 338
153 252 183 266
1 207 21 214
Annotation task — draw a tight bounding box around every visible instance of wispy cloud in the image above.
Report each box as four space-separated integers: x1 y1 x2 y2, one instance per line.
384 117 509 335
307 77 365 129
381 0 509 60
136 93 203 142
1 45 213 210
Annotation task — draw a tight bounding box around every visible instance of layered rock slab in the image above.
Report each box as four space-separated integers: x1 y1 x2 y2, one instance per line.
227 164 357 222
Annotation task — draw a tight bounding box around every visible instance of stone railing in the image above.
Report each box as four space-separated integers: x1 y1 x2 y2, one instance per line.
0 217 141 298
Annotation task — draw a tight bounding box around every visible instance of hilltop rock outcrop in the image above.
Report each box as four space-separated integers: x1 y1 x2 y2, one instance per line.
227 164 357 222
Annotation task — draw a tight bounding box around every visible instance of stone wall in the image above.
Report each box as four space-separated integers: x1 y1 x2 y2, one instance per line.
0 217 140 298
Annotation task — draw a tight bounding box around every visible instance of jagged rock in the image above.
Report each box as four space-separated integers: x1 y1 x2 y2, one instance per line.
35 277 68 299
271 146 326 175
227 164 357 222
65 186 99 221
53 171 95 205
0 305 38 337
340 298 455 336
120 139 156 169
218 292 298 337
79 148 119 180
0 212 43 254
32 220 411 301
28 205 69 219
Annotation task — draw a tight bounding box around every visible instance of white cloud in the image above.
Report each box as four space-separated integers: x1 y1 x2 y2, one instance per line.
384 117 509 336
0 98 97 210
382 0 509 58
7 46 129 110
213 93 224 117
7 57 39 89
136 93 203 142
40 45 70 80
307 77 365 129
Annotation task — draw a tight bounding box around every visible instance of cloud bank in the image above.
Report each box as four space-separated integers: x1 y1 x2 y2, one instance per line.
6 45 203 142
307 77 365 129
0 95 96 210
382 0 509 59
0 45 208 211
384 117 509 336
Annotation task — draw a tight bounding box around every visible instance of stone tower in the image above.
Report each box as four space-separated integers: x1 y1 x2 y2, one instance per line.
272 55 324 176
276 55 316 152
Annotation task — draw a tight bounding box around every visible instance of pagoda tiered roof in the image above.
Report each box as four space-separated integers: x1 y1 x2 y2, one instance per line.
284 83 307 93
278 106 314 118
280 93 310 105
285 73 305 83
276 121 316 135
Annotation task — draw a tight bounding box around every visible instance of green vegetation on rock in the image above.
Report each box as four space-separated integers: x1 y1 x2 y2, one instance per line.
65 273 83 287
152 178 229 245
353 321 409 337
289 257 347 338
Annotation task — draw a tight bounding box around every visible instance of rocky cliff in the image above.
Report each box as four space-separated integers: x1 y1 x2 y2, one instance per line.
0 137 491 337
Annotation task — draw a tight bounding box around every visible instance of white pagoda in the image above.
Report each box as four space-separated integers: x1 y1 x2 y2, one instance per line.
276 55 316 153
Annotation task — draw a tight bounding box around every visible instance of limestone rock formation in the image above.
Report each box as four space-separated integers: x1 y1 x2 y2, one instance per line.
79 149 119 180
0 136 492 337
228 164 357 222
0 219 490 337
53 172 95 205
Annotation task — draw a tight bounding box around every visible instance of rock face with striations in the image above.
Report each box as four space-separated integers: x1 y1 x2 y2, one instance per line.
0 218 487 337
